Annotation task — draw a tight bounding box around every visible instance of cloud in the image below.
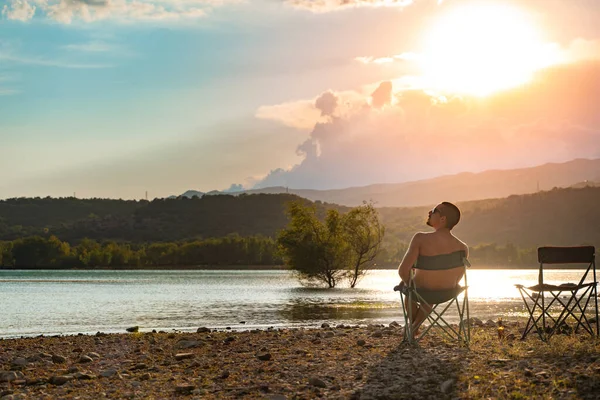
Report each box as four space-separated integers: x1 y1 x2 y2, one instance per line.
0 0 237 23
314 91 338 117
62 40 114 52
256 89 367 130
2 0 36 21
370 80 392 108
0 88 21 95
0 53 112 68
286 0 414 13
253 61 600 190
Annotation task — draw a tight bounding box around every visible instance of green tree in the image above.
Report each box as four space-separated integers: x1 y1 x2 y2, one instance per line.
277 202 351 288
343 202 385 288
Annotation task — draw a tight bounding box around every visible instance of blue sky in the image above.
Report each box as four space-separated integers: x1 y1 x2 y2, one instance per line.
1 0 600 199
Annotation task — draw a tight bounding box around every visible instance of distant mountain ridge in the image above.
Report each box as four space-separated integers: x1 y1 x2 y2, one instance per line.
175 158 600 207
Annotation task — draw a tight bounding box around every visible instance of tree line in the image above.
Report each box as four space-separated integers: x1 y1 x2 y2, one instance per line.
0 235 281 268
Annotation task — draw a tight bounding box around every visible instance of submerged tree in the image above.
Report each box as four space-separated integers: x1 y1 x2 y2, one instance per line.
344 202 385 288
277 202 349 288
277 201 384 288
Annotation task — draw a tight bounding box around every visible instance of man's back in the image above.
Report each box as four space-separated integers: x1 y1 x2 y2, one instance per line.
413 231 468 290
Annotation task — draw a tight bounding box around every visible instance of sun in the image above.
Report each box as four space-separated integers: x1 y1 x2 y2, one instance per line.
419 2 559 96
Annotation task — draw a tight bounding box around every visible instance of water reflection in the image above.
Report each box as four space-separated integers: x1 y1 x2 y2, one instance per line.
0 268 595 337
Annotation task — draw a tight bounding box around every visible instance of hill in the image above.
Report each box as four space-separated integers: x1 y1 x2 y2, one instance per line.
0 187 598 252
176 158 600 207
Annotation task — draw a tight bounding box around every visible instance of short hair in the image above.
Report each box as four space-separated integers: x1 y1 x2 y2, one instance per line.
441 202 461 230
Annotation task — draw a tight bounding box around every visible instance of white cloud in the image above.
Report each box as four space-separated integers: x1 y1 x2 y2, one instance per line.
0 88 20 95
0 0 239 23
252 62 600 190
286 0 414 13
62 40 114 52
0 52 112 68
2 0 36 21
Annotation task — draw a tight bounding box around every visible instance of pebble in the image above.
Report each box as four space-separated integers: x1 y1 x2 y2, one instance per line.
49 375 73 386
357 339 366 346
126 326 139 333
197 327 210 333
256 352 272 361
175 340 203 349
79 355 93 363
308 377 327 388
175 384 195 394
10 358 27 367
51 355 66 364
0 372 24 383
100 368 118 378
441 378 455 393
174 353 194 361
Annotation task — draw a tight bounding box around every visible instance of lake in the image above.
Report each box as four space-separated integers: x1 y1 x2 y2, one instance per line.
0 269 596 338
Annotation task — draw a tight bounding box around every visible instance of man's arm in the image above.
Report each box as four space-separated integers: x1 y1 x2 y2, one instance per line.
398 233 422 283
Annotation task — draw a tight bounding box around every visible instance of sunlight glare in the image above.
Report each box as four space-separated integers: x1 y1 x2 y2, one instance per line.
420 3 560 96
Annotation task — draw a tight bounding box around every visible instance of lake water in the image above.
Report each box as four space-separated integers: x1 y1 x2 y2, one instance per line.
0 269 597 338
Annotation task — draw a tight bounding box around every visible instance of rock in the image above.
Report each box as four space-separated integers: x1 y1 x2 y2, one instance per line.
224 336 235 343
239 321 246 324
74 372 96 380
175 384 195 394
140 373 151 381
174 353 194 361
126 326 139 333
52 355 66 364
267 395 287 400
79 355 93 364
308 377 327 388
67 366 80 373
323 331 335 338
357 339 366 346
389 321 400 327
175 339 203 350
441 378 455 393
219 370 230 379
197 327 210 333
131 363 148 370
49 375 73 386
0 372 24 383
11 358 27 367
321 323 330 328
100 369 118 378
371 330 383 338
87 352 101 359
336 324 345 329
256 352 272 361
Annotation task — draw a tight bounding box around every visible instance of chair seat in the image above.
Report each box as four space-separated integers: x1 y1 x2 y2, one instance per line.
515 282 596 292
394 283 466 304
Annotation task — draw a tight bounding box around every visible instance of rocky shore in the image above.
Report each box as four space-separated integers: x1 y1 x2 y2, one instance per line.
1 320 599 399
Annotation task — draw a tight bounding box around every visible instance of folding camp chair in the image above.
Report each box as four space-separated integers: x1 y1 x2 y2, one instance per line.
394 250 471 346
516 246 599 341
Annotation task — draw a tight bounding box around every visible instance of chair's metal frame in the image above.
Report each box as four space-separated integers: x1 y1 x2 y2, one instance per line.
516 246 598 341
395 255 471 346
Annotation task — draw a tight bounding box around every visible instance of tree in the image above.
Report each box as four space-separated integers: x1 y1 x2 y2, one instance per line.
277 202 349 288
343 202 385 288
277 201 384 288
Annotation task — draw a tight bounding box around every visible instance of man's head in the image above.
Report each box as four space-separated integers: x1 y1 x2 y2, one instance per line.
426 201 461 230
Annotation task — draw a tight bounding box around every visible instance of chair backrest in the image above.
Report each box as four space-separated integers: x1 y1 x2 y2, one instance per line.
415 250 468 270
537 246 596 286
538 246 595 264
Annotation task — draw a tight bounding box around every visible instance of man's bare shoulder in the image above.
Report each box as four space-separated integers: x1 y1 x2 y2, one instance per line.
453 235 469 252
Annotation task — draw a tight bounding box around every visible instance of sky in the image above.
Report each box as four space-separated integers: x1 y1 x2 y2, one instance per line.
1 0 600 199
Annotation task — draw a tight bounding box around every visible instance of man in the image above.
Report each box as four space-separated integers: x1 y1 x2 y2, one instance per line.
397 201 468 336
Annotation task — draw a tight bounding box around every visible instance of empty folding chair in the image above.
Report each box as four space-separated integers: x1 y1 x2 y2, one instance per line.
516 246 598 341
